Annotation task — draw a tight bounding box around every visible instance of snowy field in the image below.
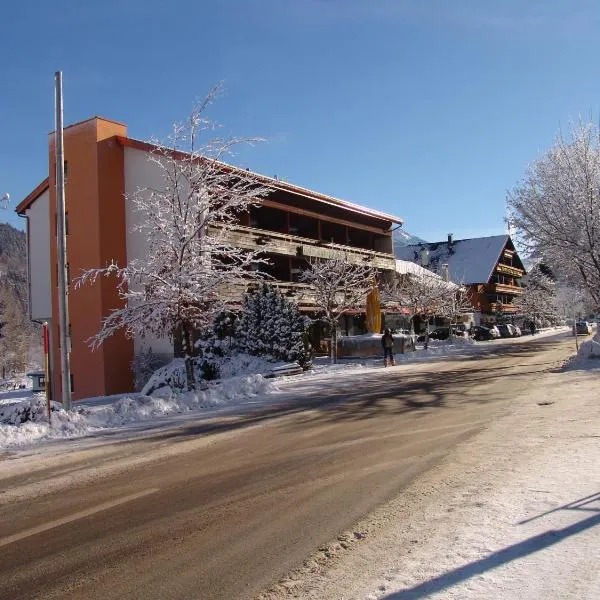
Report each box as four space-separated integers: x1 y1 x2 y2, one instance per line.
0 327 576 450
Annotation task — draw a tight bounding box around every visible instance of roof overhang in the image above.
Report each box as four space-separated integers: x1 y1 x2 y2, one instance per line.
116 136 403 228
15 178 49 215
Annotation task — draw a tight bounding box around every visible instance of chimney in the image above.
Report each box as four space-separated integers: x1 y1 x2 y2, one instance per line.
441 263 449 281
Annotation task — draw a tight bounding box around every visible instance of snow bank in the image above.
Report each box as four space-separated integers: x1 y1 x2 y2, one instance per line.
0 373 275 449
577 330 600 359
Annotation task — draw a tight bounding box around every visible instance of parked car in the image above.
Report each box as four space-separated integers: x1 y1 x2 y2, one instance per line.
497 324 518 338
417 326 469 341
513 326 522 337
470 325 495 341
486 325 501 338
575 321 593 335
418 327 450 341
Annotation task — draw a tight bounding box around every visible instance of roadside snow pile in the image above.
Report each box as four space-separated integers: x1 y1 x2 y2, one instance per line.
141 354 291 395
577 330 600 359
0 372 276 449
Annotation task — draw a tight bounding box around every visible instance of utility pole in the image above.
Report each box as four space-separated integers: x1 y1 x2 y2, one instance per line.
55 71 72 410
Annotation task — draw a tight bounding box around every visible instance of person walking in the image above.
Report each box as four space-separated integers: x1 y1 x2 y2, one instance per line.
382 328 395 367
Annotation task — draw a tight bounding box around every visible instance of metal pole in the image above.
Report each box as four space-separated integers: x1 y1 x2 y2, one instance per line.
43 322 52 423
55 71 72 410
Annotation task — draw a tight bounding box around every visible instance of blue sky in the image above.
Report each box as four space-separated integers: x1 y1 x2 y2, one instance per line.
2 0 600 241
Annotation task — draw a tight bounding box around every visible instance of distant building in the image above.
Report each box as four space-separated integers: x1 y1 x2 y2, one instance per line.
17 116 403 401
395 234 527 325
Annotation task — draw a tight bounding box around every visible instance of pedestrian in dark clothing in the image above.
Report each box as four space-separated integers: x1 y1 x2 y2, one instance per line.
382 328 395 367
529 321 535 336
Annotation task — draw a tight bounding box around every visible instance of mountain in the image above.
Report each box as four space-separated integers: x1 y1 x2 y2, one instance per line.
0 223 36 377
393 228 427 248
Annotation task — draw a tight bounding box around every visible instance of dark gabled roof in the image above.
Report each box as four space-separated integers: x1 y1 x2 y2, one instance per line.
395 234 525 284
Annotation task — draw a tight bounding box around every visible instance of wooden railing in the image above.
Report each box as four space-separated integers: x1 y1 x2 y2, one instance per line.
209 224 397 270
496 263 524 278
487 283 524 295
489 302 518 312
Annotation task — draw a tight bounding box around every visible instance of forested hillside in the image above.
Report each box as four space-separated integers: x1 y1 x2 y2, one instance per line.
0 223 37 377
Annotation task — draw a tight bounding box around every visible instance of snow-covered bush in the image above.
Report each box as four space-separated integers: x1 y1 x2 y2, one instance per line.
0 397 56 425
131 347 168 391
236 283 312 368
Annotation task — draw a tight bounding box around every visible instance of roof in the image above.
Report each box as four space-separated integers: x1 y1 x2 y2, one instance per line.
15 178 49 214
395 260 459 290
395 235 523 284
117 136 403 227
395 259 441 278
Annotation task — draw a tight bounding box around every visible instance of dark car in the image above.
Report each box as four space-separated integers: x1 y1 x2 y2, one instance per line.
497 324 518 338
417 327 449 341
417 326 465 342
470 325 495 341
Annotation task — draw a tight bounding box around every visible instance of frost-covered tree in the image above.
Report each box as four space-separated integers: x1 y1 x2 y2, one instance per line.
436 285 474 338
380 271 451 347
236 283 312 367
77 85 271 390
513 266 557 325
300 258 374 363
507 121 600 306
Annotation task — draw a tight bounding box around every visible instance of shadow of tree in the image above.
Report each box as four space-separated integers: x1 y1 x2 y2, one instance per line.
88 337 569 447
381 510 600 599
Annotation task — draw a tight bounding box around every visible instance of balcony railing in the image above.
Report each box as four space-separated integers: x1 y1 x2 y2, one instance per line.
496 263 524 277
489 302 518 312
487 283 524 295
210 223 397 270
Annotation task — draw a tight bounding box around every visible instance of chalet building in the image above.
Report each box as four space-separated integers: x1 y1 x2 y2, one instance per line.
395 234 526 325
16 116 403 401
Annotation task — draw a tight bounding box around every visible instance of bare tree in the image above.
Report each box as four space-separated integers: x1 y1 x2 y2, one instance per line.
507 120 600 306
299 258 375 363
77 85 271 390
380 271 450 348
436 285 474 339
512 267 557 326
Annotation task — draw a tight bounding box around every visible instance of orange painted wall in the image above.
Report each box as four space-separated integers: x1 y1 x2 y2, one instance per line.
48 118 135 401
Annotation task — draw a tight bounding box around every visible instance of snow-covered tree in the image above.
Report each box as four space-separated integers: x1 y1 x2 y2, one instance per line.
77 85 271 390
507 121 600 306
436 285 474 337
300 258 375 363
554 280 592 322
380 271 451 347
513 266 557 325
236 283 312 367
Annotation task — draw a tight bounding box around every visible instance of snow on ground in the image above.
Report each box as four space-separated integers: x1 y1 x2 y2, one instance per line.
0 327 573 450
258 338 600 600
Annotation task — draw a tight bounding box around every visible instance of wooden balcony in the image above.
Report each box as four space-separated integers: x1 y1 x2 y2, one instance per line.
496 263 524 278
489 302 518 312
210 224 397 270
487 283 524 295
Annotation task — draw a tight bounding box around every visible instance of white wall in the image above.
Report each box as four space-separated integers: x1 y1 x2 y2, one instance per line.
25 189 52 320
124 146 173 359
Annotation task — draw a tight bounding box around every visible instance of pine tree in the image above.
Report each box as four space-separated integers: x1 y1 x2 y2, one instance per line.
236 283 312 367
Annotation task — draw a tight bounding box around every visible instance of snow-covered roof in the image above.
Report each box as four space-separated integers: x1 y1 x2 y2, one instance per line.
395 235 522 284
395 259 441 278
395 260 459 290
